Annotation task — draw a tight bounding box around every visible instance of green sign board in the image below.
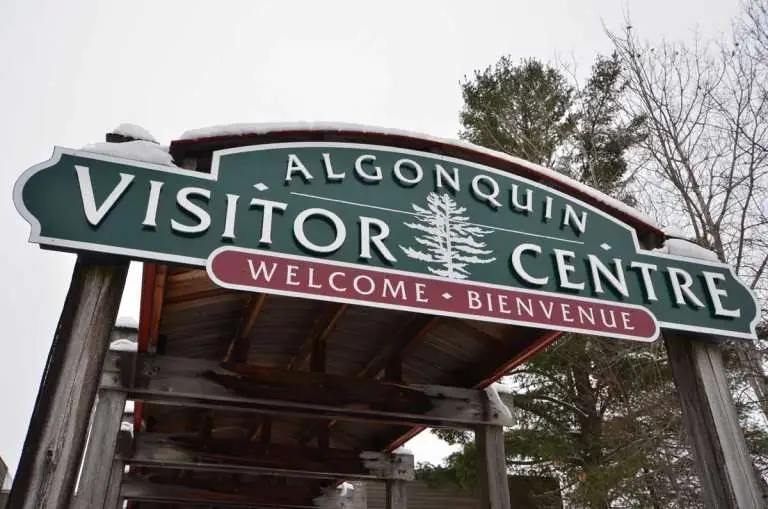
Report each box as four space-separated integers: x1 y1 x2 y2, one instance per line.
13 142 760 342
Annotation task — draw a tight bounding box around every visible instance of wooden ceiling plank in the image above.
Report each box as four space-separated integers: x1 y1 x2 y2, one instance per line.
223 293 267 364
296 315 438 445
101 352 504 428
358 315 438 379
287 303 348 371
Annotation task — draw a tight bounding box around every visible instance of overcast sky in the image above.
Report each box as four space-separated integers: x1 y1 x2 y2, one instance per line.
0 0 741 475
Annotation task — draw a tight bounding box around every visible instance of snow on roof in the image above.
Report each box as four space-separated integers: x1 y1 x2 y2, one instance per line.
662 226 690 240
177 122 659 230
654 238 720 262
115 316 139 329
485 385 515 426
81 140 175 167
110 338 138 352
111 123 157 143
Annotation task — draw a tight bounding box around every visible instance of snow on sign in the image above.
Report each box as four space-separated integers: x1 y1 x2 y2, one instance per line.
13 141 760 342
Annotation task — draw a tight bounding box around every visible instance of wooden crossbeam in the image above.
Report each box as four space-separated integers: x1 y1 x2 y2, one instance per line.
121 433 415 481
101 353 503 428
288 303 347 371
224 293 267 364
359 315 438 378
121 477 317 507
297 315 437 444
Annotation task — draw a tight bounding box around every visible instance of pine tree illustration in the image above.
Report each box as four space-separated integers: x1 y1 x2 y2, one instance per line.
399 192 496 279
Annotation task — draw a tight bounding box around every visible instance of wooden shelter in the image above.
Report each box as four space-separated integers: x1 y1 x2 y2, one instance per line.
73 127 580 509
7 125 764 509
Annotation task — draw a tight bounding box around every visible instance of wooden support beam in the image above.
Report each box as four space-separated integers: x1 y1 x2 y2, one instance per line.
664 332 764 509
476 424 511 509
148 264 168 351
311 330 330 449
386 481 407 509
73 393 127 509
359 315 438 378
73 324 138 509
475 391 511 509
121 477 317 507
6 256 129 509
101 353 505 428
104 428 133 509
121 433 415 481
297 315 436 445
288 303 347 371
225 293 267 364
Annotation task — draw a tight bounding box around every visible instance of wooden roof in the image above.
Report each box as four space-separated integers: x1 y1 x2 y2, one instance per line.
128 127 660 508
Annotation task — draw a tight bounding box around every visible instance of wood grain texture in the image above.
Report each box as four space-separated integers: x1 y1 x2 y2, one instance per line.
6 257 128 509
665 332 765 509
122 433 414 480
386 480 407 509
475 391 511 509
101 353 505 427
72 325 137 509
121 477 317 506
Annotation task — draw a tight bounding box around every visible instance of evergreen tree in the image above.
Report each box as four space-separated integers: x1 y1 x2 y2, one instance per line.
418 55 701 508
459 58 575 169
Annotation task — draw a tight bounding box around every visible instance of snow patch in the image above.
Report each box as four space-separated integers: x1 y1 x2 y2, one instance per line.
491 381 514 394
124 400 135 414
81 140 175 166
177 122 658 229
111 123 157 143
662 226 690 240
110 338 138 352
115 316 139 329
485 385 515 426
314 482 365 509
654 238 720 262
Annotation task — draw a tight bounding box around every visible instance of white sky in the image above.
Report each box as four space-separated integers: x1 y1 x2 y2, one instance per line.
0 0 741 475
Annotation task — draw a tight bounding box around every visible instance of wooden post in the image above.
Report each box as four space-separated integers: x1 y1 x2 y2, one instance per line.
5 257 129 509
104 428 133 509
475 391 511 509
385 480 407 509
72 324 137 509
665 332 765 509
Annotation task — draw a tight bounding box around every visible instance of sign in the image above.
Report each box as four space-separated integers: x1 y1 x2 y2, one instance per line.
13 142 760 342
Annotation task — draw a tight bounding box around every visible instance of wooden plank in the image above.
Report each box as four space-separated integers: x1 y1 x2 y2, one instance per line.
664 332 764 509
149 264 168 351
5 257 129 509
224 293 267 364
120 477 317 507
104 429 133 509
73 372 129 506
101 353 505 428
359 315 438 378
476 425 511 509
73 324 137 509
298 315 437 445
475 390 511 509
121 433 415 480
288 303 347 370
386 480 407 509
